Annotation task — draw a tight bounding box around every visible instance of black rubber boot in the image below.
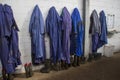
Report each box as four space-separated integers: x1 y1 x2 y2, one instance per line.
52 62 61 71
40 59 51 73
24 64 29 78
8 74 14 80
77 56 80 66
28 63 33 77
70 56 74 67
81 56 86 64
88 54 93 62
72 55 77 67
61 60 65 70
94 53 102 60
93 53 99 60
64 62 69 70
68 63 71 68
93 53 97 60
58 61 61 71
2 69 7 80
98 53 102 59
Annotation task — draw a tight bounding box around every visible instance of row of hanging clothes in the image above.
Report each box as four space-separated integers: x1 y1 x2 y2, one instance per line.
29 5 85 73
88 10 108 61
0 4 108 79
0 4 22 80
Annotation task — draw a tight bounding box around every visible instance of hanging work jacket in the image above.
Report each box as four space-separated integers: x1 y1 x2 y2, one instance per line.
46 6 62 63
0 4 21 74
98 10 108 48
71 8 84 56
89 10 101 53
61 7 72 64
29 5 45 64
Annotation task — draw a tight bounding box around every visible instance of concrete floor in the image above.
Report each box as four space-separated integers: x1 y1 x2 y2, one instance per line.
12 53 120 80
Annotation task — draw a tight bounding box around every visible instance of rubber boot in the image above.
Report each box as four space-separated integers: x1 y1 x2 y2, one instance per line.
68 63 71 68
24 63 29 78
58 61 61 71
88 54 93 62
64 62 67 70
77 56 80 66
94 53 98 60
28 63 33 77
98 53 102 59
40 59 51 73
52 61 61 71
53 61 60 71
81 56 86 64
72 55 77 67
8 74 14 80
2 69 7 80
70 56 74 67
61 60 65 70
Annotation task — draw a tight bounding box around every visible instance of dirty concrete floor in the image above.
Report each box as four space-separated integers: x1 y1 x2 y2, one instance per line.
13 53 120 80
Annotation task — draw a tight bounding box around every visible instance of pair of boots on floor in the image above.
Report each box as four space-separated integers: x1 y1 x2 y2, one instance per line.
88 53 102 62
40 55 83 73
2 69 14 80
24 63 33 78
40 59 63 73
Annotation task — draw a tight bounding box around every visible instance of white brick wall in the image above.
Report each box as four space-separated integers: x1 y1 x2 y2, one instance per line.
0 0 83 73
90 0 120 28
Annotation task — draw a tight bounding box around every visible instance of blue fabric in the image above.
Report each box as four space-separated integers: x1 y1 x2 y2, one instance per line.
89 10 101 53
89 10 101 35
98 10 108 48
0 4 21 74
29 5 45 64
4 4 19 37
4 4 21 73
4 4 21 65
11 28 22 67
92 32 99 52
0 38 15 74
61 7 72 63
0 4 5 38
46 6 62 63
71 8 84 56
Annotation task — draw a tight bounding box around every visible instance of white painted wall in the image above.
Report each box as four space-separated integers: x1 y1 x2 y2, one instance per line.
90 0 120 28
0 0 83 74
